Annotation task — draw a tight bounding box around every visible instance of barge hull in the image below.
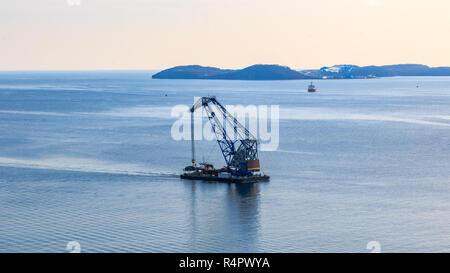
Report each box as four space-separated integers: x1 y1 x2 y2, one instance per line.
180 174 270 183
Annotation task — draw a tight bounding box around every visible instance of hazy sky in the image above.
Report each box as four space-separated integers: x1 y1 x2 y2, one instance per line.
1 0 449 70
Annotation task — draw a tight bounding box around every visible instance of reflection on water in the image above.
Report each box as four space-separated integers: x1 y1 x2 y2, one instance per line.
226 183 261 251
184 181 261 252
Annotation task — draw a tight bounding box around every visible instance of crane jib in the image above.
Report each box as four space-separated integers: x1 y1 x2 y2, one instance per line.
190 97 261 176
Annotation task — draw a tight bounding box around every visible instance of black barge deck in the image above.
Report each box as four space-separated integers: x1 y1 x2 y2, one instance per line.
180 173 270 183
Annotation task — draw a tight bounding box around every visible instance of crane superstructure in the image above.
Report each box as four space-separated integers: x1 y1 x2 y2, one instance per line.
182 97 269 182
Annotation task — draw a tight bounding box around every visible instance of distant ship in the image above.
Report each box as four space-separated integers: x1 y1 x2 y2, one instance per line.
308 82 316 92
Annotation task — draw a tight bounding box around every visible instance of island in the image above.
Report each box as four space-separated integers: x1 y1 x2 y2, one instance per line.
152 64 306 80
302 64 450 79
152 64 450 80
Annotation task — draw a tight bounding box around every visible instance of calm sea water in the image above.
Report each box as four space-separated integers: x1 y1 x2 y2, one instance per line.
0 71 449 253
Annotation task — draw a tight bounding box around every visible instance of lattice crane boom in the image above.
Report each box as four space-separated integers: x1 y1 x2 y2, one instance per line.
190 97 261 176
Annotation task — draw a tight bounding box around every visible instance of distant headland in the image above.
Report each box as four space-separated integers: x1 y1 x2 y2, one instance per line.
152 64 450 80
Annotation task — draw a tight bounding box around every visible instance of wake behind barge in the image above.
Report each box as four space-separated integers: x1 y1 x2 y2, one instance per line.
180 97 270 183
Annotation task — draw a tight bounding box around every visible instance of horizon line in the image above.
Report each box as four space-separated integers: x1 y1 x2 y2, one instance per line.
0 63 449 73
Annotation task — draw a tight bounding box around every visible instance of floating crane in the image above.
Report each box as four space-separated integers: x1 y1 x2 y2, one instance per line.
181 97 269 183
